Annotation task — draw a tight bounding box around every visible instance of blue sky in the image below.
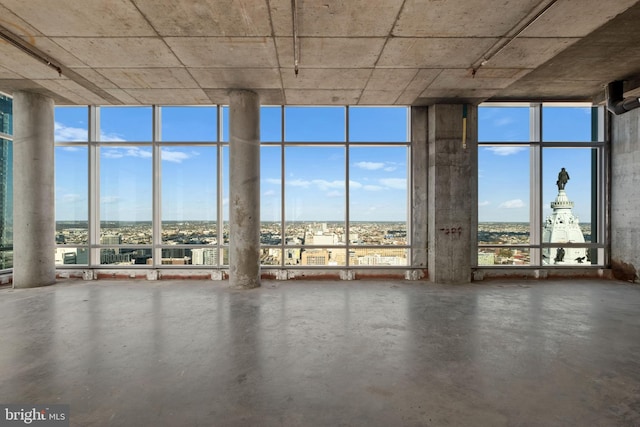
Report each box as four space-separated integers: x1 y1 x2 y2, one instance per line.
478 105 595 223
54 106 409 222
54 104 596 224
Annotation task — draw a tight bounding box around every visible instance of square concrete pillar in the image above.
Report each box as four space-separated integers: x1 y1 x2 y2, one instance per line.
427 104 478 284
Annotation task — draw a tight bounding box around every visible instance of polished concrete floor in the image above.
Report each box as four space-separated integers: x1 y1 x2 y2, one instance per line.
1 279 639 427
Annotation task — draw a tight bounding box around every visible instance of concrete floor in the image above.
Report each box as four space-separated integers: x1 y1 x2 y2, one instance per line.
1 279 639 427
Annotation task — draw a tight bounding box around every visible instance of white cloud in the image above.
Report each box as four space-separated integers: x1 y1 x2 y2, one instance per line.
478 200 490 207
263 190 276 197
379 178 406 189
354 161 385 170
102 150 123 159
288 179 311 188
102 147 151 160
100 132 126 142
326 191 342 198
54 122 87 142
265 178 281 185
354 161 400 172
54 121 124 142
312 179 344 191
349 180 362 189
363 185 385 191
60 146 82 152
161 149 198 163
499 199 525 209
485 146 527 156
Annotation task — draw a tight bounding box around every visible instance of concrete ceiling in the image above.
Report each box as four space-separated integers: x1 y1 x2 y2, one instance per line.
0 0 639 106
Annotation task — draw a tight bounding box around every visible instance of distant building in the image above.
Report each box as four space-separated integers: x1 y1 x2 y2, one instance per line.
191 247 218 265
542 184 587 265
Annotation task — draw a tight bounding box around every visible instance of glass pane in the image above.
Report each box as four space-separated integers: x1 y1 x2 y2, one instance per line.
161 146 216 244
56 146 88 244
542 105 592 142
478 248 531 265
478 106 530 142
55 247 88 265
189 247 220 266
261 146 281 234
349 107 408 142
0 250 12 270
300 248 346 266
0 139 12 263
542 246 598 266
100 248 152 265
55 106 87 142
350 146 407 245
0 94 12 135
221 106 229 142
542 148 595 264
160 106 217 142
285 107 345 142
261 248 281 266
261 106 282 142
285 147 345 244
222 146 229 243
478 146 530 244
100 106 152 142
351 248 408 266
158 248 192 265
100 146 152 244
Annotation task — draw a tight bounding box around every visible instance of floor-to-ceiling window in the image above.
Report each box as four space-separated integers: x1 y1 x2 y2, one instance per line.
0 94 12 270
54 105 411 269
478 102 606 266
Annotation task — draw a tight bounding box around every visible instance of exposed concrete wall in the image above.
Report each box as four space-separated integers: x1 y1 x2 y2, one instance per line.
228 90 261 289
411 107 428 270
427 104 477 284
13 91 56 288
611 108 640 282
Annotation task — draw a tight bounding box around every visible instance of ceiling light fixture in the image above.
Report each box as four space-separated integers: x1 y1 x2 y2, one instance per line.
291 0 299 77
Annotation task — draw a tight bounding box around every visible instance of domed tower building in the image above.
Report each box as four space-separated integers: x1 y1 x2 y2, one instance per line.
542 168 587 265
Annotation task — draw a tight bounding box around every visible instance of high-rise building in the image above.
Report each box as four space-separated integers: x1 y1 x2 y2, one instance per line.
191 247 218 265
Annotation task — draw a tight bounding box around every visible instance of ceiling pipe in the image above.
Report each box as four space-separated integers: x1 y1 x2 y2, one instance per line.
606 80 640 115
471 0 558 76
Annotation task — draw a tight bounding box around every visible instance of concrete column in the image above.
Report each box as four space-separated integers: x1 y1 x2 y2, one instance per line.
229 90 260 289
13 91 56 288
427 104 477 284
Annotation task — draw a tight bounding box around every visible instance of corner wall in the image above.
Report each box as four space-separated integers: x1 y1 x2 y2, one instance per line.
611 108 640 281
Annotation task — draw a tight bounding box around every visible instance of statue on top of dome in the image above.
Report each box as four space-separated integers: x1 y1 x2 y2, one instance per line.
557 167 570 191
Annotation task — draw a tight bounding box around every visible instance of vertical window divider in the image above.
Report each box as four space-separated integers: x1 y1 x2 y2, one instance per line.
345 106 350 268
89 105 99 266
280 105 285 268
530 102 542 266
217 105 224 268
600 105 609 265
152 105 161 268
406 108 413 265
